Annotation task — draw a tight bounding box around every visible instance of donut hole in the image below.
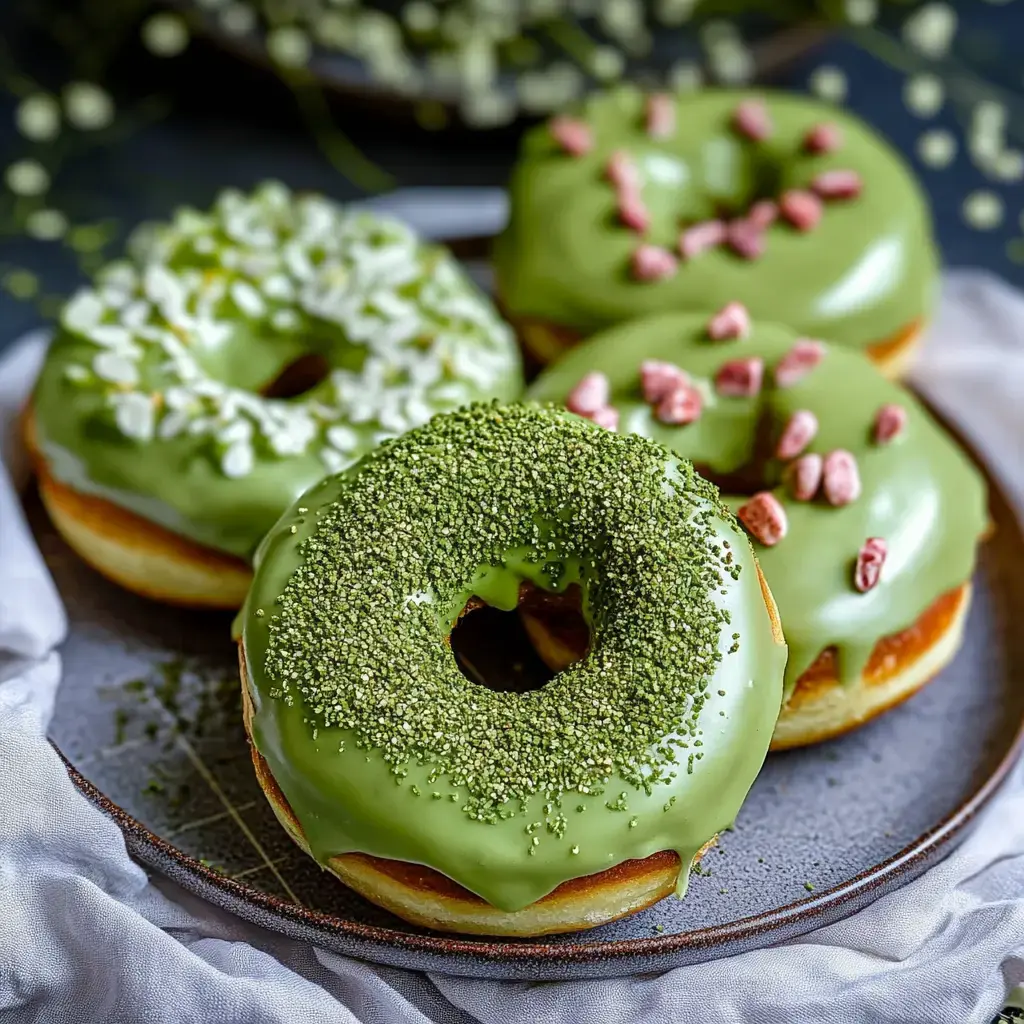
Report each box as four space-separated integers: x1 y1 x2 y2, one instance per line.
260 353 331 400
450 584 590 694
691 410 782 497
705 149 786 221
642 144 787 232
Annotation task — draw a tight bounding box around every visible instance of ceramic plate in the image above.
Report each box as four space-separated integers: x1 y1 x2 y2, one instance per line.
41 447 1024 980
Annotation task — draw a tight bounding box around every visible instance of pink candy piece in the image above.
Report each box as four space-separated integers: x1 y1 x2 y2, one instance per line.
748 200 778 230
774 339 826 388
679 219 727 260
589 405 620 431
732 99 773 141
606 150 639 192
715 357 764 398
804 122 843 154
776 409 819 460
854 537 887 593
566 371 610 416
619 192 651 233
655 384 703 425
549 116 593 156
787 453 823 501
822 449 861 506
812 170 862 200
726 219 766 260
632 244 678 281
738 491 788 546
641 360 690 403
779 189 823 232
874 403 908 444
707 301 751 341
646 93 676 138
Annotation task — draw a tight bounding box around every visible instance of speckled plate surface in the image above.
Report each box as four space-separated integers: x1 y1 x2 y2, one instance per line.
41 451 1024 981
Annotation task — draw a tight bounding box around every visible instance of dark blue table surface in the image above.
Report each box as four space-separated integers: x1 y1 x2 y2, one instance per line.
1 1 1022 351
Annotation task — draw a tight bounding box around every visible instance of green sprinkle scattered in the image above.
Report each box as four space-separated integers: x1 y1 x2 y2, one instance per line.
262 404 737 825
571 845 580 855
804 881 815 892
629 816 638 829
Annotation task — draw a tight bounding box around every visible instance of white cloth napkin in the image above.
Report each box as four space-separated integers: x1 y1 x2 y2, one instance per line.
2 187 1024 1023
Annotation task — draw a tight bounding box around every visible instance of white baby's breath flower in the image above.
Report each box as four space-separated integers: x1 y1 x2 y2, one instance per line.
266 26 312 67
809 66 848 104
962 190 1004 230
902 3 957 59
25 209 68 241
5 159 49 197
903 74 944 118
142 13 190 58
15 94 61 142
917 129 957 169
63 82 115 131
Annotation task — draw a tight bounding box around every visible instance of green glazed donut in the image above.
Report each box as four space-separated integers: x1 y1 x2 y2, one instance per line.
529 309 987 745
495 87 937 371
31 183 523 569
238 403 786 927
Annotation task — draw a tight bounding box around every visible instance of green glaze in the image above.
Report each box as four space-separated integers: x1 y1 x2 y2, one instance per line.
239 404 786 911
529 313 987 692
495 87 937 350
32 182 522 560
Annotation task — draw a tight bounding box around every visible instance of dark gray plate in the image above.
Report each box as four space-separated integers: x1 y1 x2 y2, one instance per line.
40 455 1024 981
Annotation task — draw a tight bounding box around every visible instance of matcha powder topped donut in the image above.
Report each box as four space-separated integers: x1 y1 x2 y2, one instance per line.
494 87 937 377
28 182 522 606
238 403 786 922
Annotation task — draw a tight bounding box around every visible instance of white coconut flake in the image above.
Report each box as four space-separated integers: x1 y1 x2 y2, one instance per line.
63 292 106 334
231 280 266 318
326 424 359 451
271 308 301 332
55 182 514 495
158 409 190 439
217 418 253 445
221 440 254 478
112 392 155 441
93 351 140 386
263 274 294 301
89 324 137 350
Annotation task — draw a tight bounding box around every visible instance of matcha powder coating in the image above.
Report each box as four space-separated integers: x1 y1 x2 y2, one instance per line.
260 403 742 822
